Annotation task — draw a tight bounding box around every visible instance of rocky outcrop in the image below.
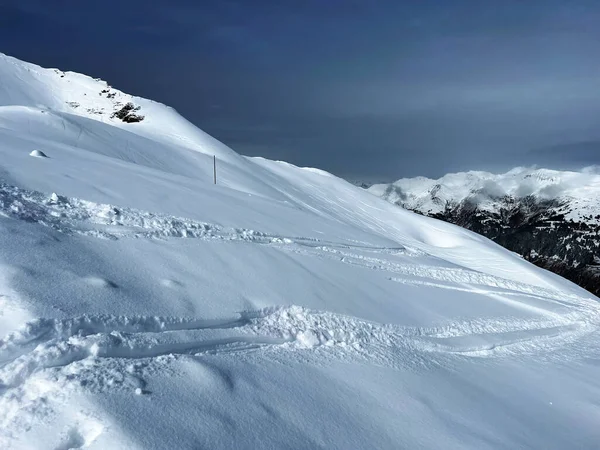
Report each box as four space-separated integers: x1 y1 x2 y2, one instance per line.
111 102 144 123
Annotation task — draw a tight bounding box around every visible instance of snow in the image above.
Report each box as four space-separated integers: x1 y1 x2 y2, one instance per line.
1 52 600 449
28 150 48 158
369 167 600 223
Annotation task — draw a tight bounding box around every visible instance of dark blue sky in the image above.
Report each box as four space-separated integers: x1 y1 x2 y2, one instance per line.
2 0 600 179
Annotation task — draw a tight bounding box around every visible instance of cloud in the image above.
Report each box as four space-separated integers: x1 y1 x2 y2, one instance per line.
479 180 506 198
582 166 600 175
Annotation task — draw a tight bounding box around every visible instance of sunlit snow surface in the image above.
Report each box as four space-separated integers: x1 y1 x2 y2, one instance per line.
1 53 600 449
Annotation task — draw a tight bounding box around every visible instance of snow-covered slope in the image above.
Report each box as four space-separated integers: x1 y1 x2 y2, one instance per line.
2 54 600 449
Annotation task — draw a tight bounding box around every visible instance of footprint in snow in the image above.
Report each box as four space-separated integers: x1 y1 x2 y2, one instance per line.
53 419 104 450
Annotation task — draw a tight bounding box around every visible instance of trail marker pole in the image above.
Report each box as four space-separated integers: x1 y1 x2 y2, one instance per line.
213 155 217 185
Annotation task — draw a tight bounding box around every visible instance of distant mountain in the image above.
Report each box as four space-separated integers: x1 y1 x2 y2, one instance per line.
369 167 600 296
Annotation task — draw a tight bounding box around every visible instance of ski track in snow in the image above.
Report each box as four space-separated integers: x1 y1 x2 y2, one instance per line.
1 304 600 435
1 182 595 310
2 183 600 441
0 182 410 251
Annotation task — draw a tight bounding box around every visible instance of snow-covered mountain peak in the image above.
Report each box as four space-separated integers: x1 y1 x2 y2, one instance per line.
0 53 309 202
1 52 117 109
0 51 242 163
370 167 600 223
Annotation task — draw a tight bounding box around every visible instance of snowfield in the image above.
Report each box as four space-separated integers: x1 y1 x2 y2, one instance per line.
1 53 600 449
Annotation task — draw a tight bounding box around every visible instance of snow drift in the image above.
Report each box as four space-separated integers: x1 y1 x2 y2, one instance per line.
1 53 600 449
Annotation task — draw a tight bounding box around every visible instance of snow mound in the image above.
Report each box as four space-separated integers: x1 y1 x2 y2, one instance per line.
29 150 48 158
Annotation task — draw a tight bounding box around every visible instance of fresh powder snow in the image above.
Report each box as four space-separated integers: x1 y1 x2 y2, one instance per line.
1 52 600 449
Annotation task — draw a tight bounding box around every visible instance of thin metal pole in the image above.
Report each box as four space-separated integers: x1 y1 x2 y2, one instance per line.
213 155 216 185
